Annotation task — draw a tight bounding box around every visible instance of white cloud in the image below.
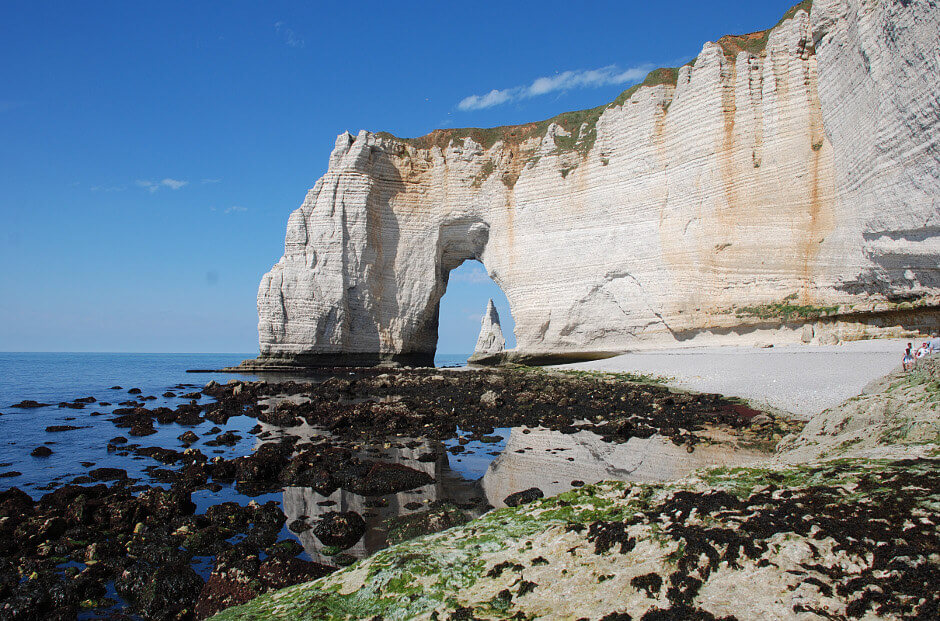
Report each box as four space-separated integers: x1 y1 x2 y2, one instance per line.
136 178 188 193
274 21 304 48
160 178 187 190
457 89 515 112
451 263 492 284
224 206 247 214
457 63 653 111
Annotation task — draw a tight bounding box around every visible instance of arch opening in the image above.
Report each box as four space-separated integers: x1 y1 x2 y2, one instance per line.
435 259 516 366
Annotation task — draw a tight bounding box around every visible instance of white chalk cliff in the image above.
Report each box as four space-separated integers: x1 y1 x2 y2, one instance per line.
253 0 940 367
470 299 506 362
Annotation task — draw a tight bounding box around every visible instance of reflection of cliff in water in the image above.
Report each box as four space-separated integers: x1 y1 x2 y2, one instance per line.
267 424 486 564
482 427 767 508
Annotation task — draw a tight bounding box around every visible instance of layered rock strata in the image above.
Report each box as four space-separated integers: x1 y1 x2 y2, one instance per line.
253 0 940 367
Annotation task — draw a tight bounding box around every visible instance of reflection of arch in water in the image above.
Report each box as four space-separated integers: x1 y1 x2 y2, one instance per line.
274 429 486 564
481 427 767 508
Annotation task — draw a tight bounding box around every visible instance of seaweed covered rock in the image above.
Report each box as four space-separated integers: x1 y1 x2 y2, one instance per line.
209 459 940 620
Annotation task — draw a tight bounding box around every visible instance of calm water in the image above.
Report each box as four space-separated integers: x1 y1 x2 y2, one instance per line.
0 352 470 495
0 352 494 569
0 351 713 618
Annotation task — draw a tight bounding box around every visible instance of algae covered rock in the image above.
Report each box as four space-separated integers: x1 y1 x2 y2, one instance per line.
385 501 471 546
209 459 940 620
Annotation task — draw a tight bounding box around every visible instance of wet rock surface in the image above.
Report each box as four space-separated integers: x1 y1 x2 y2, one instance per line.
312 511 367 549
0 367 789 618
213 459 940 620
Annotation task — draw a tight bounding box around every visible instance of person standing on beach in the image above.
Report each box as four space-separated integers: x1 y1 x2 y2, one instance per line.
902 343 915 371
930 334 940 354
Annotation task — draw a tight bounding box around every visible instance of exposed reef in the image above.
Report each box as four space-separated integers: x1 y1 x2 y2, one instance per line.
208 359 940 620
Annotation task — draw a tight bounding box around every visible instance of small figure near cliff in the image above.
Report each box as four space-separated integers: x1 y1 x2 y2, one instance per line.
469 299 506 364
902 343 915 371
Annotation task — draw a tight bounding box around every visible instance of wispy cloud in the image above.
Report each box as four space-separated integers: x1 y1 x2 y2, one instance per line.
451 263 492 285
136 178 188 193
224 206 247 214
274 21 304 48
457 63 652 111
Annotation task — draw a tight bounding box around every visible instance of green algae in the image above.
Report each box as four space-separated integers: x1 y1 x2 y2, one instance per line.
209 458 936 620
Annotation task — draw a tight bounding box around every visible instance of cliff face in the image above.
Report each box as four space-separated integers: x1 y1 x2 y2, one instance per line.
256 0 940 366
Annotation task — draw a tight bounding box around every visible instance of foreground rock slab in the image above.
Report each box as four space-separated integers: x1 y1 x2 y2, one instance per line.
210 459 939 620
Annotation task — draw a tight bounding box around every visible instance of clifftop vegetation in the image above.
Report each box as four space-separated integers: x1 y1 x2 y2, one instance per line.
376 1 814 159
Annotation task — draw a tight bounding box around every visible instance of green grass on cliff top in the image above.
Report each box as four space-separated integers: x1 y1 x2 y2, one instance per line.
375 0 812 157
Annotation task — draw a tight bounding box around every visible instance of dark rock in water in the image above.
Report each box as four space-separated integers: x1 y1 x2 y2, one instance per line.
58 401 85 409
0 471 22 478
178 431 199 445
31 446 53 457
116 561 203 620
129 421 157 436
88 467 128 482
504 487 544 507
127 388 142 394
110 386 123 390
386 502 471 545
137 487 196 521
336 461 433 496
108 436 128 444
205 430 241 447
11 400 50 408
287 519 311 533
0 487 34 515
45 425 88 432
162 392 177 398
258 555 333 589
181 392 202 400
74 396 97 404
193 546 333 619
265 539 304 560
312 511 366 549
134 446 183 464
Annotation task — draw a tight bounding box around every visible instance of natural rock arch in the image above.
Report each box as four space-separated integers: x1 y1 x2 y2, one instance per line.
246 0 940 370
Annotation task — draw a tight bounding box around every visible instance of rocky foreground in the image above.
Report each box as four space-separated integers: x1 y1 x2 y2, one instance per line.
0 368 786 619
210 360 939 620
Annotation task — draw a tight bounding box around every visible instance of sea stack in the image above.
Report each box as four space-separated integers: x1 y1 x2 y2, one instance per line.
469 299 506 364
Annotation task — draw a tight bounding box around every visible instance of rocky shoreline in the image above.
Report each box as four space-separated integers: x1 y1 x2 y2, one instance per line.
208 360 938 620
0 367 790 619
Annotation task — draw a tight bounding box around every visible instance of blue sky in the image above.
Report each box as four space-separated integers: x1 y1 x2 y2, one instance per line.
0 0 801 354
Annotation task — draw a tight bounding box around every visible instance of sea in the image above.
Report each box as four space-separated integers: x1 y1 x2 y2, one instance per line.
0 352 470 497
